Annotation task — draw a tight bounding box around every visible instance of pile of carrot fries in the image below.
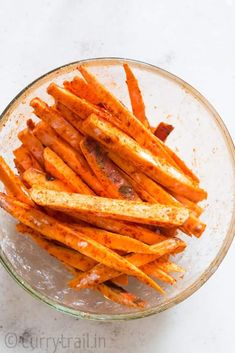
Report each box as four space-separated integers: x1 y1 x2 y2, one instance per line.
0 64 207 308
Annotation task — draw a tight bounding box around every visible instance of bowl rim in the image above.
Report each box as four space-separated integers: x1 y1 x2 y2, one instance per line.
0 57 235 321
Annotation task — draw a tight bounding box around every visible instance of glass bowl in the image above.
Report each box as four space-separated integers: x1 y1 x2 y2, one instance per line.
0 58 234 321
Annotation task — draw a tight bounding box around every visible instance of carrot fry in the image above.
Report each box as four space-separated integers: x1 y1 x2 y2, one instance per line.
30 98 83 151
23 168 72 192
17 223 142 307
16 223 96 271
44 147 94 195
79 65 199 182
156 259 185 273
96 282 146 308
171 193 203 217
55 102 84 133
0 156 34 206
142 263 176 284
13 146 43 172
154 122 174 142
71 223 168 254
47 83 101 120
123 63 150 129
30 188 189 228
82 114 207 202
69 237 185 289
64 77 101 105
0 193 163 291
18 128 44 167
109 152 205 237
80 137 140 200
33 122 105 196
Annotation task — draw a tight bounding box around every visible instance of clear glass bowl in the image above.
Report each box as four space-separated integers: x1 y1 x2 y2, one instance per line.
0 58 234 321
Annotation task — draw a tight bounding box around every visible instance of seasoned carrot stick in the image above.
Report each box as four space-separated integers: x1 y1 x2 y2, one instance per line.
30 188 189 228
171 193 203 217
18 128 44 167
33 122 105 196
112 274 128 286
13 146 43 172
82 114 207 202
80 137 140 200
71 223 168 254
64 77 101 105
123 63 150 129
30 98 83 151
44 147 94 195
0 193 163 291
20 161 166 245
69 237 185 289
142 264 176 284
17 223 142 307
79 65 199 179
109 152 205 237
16 223 97 271
47 83 102 120
0 156 34 206
154 122 174 142
55 102 84 133
23 168 72 192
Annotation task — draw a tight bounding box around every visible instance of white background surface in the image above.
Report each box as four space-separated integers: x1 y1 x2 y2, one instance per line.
0 1 235 352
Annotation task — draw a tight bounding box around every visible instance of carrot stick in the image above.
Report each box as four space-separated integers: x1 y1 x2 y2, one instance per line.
16 223 97 271
82 114 207 202
30 188 189 228
18 128 44 168
111 274 128 286
123 63 150 129
154 122 174 142
30 98 83 151
71 223 168 254
22 168 72 192
47 83 101 120
17 223 142 307
14 159 25 177
80 137 140 200
55 102 84 133
109 152 205 237
33 122 105 196
170 193 203 217
64 77 101 105
0 193 163 292
0 156 34 206
13 146 43 172
44 147 94 195
142 264 176 284
69 237 185 289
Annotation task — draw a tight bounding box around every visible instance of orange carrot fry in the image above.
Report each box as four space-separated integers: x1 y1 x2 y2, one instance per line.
33 122 105 196
55 102 84 133
30 98 83 151
171 193 203 217
64 77 101 105
18 128 44 167
14 159 25 176
30 188 189 228
23 168 72 192
44 147 94 195
13 146 43 172
79 65 199 182
16 223 97 271
69 237 185 289
0 156 34 205
142 263 176 284
109 152 205 237
47 83 101 120
80 137 140 200
154 122 174 142
17 223 142 307
123 63 150 129
0 193 163 291
82 114 207 202
71 223 167 254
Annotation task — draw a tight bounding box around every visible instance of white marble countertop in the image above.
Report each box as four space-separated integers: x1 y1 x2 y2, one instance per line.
0 1 235 352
